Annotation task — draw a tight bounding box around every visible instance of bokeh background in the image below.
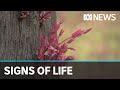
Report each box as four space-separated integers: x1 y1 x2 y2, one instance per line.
56 11 120 60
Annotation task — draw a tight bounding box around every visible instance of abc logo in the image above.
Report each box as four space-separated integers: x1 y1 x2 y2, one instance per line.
83 14 116 21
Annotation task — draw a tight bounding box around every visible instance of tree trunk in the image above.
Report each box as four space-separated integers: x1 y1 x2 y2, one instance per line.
0 11 56 60
0 11 60 79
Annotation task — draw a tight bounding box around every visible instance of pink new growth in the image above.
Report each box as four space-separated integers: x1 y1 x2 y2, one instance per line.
59 29 64 37
39 11 52 23
72 29 84 38
51 19 64 33
19 11 92 60
37 13 92 60
38 20 91 60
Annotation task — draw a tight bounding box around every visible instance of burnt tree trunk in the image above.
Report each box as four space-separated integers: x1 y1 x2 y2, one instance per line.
0 11 56 60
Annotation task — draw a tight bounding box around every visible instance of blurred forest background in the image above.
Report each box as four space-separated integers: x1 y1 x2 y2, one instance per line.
56 11 120 60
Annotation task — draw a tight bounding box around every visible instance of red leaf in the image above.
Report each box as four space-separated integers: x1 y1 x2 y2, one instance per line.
72 29 84 38
83 28 92 34
68 47 76 51
51 19 64 33
67 38 75 44
59 29 64 37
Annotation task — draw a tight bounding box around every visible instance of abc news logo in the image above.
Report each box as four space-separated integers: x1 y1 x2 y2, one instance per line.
83 14 116 21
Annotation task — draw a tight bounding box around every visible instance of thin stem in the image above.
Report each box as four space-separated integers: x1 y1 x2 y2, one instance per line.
59 37 71 45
